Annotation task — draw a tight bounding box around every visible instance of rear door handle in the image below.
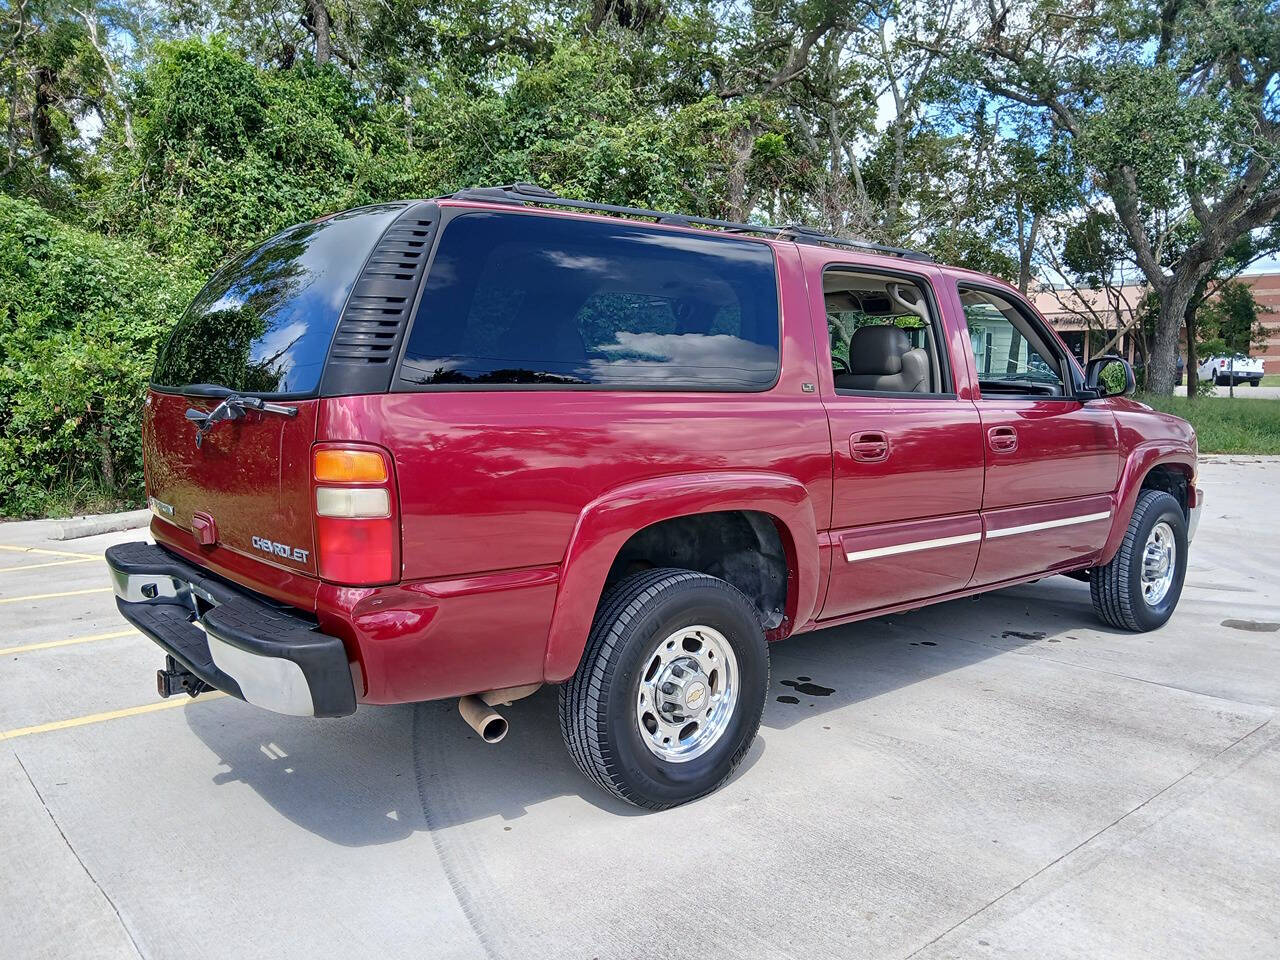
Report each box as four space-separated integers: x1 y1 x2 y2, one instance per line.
988 426 1018 453
851 431 889 462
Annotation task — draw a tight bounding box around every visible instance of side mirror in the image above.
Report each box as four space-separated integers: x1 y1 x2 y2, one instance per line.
1082 355 1136 399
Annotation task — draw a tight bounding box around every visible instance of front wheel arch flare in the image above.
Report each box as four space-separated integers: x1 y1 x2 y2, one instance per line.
1099 446 1194 566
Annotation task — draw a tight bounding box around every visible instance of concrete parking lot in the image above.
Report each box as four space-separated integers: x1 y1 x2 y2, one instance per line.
2 457 1277 960
1174 384 1280 399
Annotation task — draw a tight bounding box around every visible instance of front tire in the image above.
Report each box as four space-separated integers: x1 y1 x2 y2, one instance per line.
1090 490 1187 631
558 568 769 809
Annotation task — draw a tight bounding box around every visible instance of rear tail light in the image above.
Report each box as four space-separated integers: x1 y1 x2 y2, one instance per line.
315 487 391 518
314 449 388 483
312 444 399 585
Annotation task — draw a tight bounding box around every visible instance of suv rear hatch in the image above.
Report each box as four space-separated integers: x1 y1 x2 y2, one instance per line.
143 204 409 598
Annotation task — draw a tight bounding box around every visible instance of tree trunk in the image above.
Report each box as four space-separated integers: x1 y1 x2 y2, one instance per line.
1148 284 1192 395
1183 298 1198 400
1017 212 1039 294
97 420 115 491
306 0 332 66
885 118 905 235
725 126 755 222
32 63 57 166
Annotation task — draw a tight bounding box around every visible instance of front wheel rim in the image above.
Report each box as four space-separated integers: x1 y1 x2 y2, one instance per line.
635 625 738 763
1141 520 1177 606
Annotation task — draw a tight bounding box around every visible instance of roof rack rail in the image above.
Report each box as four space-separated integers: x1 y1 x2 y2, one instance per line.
445 183 934 263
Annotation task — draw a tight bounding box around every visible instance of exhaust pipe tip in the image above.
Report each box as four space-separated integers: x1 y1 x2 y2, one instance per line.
479 714 508 744
458 695 508 744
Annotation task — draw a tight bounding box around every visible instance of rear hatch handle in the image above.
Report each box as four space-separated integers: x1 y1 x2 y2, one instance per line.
184 393 298 448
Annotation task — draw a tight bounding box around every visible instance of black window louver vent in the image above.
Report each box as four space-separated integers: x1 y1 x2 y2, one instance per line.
320 201 439 397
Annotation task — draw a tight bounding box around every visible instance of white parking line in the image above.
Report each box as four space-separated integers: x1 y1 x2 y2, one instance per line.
3 629 139 656
0 543 99 560
0 693 227 742
0 557 100 573
0 587 112 605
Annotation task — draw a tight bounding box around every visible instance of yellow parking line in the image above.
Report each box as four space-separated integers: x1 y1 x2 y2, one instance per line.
0 692 227 742
3 629 138 656
0 587 112 605
0 557 99 573
0 544 99 560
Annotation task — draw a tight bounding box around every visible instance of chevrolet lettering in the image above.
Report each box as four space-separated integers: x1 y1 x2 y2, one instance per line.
251 537 309 564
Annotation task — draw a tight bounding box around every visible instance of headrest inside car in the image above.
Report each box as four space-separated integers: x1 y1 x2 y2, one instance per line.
848 325 910 375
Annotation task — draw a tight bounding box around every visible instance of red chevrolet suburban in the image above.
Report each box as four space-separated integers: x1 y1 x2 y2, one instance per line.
107 184 1202 808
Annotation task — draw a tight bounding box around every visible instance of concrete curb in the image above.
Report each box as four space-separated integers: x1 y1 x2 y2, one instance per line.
48 509 151 541
1199 454 1280 463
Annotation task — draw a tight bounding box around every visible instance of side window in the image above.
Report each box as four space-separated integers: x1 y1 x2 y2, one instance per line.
959 286 1067 397
398 212 780 390
824 269 949 395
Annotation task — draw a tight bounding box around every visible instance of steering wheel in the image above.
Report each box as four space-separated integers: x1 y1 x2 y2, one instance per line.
832 355 850 375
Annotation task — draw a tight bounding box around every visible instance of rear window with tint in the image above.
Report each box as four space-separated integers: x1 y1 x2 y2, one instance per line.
398 212 780 390
152 204 403 396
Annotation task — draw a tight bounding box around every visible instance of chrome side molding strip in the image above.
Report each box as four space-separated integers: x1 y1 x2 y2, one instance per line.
843 509 1112 563
985 511 1111 540
844 532 981 563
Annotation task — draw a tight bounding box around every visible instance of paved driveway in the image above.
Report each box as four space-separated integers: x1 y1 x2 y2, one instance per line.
1174 384 1280 399
3 457 1277 960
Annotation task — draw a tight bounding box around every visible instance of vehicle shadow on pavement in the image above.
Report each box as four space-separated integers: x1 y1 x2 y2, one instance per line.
183 578 1106 838
761 578 1114 731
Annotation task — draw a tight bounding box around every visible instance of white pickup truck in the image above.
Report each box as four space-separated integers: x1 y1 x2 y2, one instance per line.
1198 354 1265 387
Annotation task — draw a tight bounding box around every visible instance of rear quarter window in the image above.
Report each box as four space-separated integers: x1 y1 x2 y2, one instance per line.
152 204 404 396
397 211 780 391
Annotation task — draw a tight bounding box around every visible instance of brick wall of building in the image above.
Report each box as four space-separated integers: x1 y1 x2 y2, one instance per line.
1242 273 1280 365
1033 272 1280 372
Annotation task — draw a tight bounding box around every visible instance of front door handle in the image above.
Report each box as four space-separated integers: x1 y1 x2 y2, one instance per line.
988 425 1018 453
851 431 889 462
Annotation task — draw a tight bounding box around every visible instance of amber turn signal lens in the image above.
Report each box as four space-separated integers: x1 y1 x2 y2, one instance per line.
314 449 388 483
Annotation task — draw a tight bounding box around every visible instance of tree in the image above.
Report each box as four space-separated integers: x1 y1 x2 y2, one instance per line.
1 1 105 202
1041 209 1150 369
953 0 1280 393
1198 279 1272 359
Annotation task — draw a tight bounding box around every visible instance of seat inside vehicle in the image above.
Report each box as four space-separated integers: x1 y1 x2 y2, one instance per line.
823 271 943 393
838 325 930 392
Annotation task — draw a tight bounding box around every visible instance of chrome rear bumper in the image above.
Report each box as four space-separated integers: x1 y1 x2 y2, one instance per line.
105 542 355 718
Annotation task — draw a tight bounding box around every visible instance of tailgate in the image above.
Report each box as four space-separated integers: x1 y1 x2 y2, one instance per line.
144 390 320 583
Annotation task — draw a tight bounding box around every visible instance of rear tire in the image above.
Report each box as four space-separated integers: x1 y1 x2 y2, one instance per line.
1090 490 1187 631
558 568 769 809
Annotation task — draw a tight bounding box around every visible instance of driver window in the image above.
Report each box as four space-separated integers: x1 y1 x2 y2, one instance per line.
960 287 1066 397
823 269 948 395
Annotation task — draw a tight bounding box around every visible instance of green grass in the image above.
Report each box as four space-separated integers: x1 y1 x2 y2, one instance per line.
1260 374 1280 387
1137 393 1280 454
3 480 143 521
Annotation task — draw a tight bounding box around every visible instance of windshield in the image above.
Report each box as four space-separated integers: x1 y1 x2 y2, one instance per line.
152 204 404 396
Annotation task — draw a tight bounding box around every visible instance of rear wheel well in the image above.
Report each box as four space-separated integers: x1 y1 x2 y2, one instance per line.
1140 464 1190 519
604 511 789 631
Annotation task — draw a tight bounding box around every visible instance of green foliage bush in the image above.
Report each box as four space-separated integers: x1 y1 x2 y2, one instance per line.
413 41 730 214
0 195 201 516
97 37 424 271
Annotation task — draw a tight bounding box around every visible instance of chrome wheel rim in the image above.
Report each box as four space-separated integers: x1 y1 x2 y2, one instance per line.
1141 521 1176 606
635 625 738 763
